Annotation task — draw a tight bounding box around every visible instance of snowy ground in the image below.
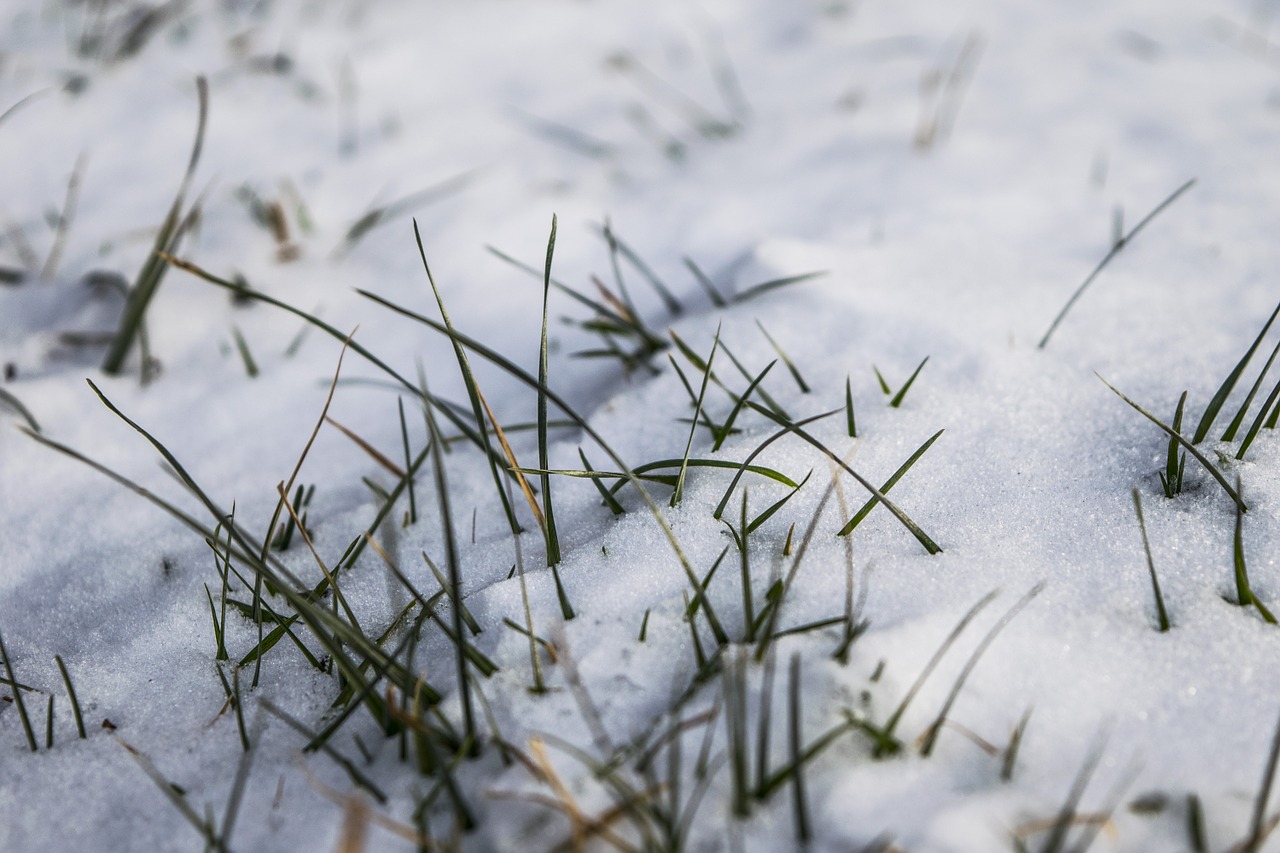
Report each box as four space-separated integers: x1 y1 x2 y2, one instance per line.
4 1 1280 850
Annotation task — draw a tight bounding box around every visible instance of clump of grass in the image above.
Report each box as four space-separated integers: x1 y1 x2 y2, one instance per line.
1099 375 1246 512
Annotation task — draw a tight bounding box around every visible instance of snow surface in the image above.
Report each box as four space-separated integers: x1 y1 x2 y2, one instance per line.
3 0 1280 850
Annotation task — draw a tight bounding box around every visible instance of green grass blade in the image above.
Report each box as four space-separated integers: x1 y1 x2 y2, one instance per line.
1222 336 1280 441
673 328 720 507
1132 490 1170 632
733 270 826 304
0 387 40 433
103 77 208 376
578 448 624 514
598 223 682 315
845 376 856 438
1164 391 1188 497
837 429 944 536
1237 376 1280 461
747 471 812 535
1234 477 1277 624
1098 375 1246 512
414 219 522 538
684 257 727 307
746 402 943 554
888 356 929 408
0 626 37 751
1038 178 1196 349
712 359 776 452
539 214 563 568
919 583 1042 757
756 321 809 393
54 655 86 739
1192 297 1280 443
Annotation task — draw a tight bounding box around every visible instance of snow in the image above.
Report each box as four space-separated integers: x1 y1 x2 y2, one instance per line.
3 0 1280 850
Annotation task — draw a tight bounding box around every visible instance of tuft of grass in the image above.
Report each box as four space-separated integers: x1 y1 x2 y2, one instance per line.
1099 375 1246 512
1038 178 1197 349
102 76 208 378
1131 490 1171 632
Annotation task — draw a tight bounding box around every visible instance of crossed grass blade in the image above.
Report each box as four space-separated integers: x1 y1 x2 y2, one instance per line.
737 400 943 554
837 429 944 536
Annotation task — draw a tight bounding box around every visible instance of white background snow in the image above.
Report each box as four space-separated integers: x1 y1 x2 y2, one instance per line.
3 0 1280 850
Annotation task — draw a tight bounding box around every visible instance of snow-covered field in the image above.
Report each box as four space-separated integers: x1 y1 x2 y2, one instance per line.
4 1 1280 850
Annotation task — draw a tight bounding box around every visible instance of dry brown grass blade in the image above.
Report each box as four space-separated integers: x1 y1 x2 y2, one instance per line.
325 415 407 478
528 738 640 853
475 384 545 532
299 759 440 850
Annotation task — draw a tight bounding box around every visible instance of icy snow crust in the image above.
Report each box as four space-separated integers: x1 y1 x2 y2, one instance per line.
3 0 1280 850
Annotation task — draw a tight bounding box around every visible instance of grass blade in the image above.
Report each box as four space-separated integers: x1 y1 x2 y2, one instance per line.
1038 179 1196 349
837 430 944 536
0 626 37 751
1132 490 1170 631
539 214 563 570
672 328 720 507
413 219 522 538
889 356 929 408
918 583 1042 757
103 76 208 376
1233 476 1276 624
1098 375 1246 512
1193 297 1280 444
54 655 86 739
756 321 809 393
